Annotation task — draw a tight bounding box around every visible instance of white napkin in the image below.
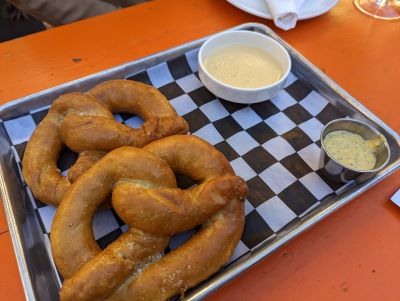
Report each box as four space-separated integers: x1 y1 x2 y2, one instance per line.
391 188 400 207
265 0 306 31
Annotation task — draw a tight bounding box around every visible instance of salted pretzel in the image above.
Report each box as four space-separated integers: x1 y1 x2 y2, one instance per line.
22 80 189 206
51 135 247 301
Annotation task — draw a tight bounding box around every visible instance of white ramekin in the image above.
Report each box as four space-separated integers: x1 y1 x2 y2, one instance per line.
198 30 291 104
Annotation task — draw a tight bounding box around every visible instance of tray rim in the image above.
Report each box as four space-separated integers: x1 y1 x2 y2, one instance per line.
0 22 399 301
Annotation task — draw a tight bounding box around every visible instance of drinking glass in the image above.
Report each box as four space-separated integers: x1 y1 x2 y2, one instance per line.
354 0 400 19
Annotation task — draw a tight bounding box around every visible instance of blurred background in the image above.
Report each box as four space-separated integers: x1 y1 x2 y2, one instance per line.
0 0 45 42
0 0 150 42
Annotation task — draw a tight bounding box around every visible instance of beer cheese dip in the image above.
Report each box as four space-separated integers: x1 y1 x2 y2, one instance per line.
204 44 282 89
324 130 378 170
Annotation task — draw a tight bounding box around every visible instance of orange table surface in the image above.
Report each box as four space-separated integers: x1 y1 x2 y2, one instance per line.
0 0 399 300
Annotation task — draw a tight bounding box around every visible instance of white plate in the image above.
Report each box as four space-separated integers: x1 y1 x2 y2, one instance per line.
227 0 339 20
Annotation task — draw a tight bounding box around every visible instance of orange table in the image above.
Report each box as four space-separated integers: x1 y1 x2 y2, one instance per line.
0 0 399 300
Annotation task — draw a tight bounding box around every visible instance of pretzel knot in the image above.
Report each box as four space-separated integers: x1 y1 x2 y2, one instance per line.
51 135 247 301
22 80 189 206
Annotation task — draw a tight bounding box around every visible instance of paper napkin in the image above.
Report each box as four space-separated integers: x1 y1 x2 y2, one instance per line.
265 0 306 30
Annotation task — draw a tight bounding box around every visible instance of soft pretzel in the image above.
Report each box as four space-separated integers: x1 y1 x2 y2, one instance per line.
51 135 247 301
22 80 189 206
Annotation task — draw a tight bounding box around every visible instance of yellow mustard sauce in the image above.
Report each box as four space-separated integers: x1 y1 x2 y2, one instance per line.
204 44 282 89
324 130 377 170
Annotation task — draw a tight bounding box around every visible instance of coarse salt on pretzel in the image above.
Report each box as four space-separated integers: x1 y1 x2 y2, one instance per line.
22 80 188 206
51 135 247 301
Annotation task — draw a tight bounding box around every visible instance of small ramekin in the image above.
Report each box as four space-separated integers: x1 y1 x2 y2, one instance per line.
319 118 391 183
198 30 291 104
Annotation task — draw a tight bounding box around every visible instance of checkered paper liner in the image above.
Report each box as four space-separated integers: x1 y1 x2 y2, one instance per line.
1 47 349 285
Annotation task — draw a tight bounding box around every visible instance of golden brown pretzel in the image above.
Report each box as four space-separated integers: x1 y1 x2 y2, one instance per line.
51 135 247 301
22 80 188 206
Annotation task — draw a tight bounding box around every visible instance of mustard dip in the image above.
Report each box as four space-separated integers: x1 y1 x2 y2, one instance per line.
204 44 282 89
324 130 377 170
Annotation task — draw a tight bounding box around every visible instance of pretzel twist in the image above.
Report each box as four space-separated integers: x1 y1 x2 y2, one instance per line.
51 135 247 301
22 80 189 206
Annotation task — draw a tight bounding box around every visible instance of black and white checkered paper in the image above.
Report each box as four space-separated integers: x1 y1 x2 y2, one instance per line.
1 47 348 284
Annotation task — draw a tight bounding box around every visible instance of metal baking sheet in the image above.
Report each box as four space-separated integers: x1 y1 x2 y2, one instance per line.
0 23 399 301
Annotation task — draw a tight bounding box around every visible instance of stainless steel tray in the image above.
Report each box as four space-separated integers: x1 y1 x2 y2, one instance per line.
1 23 399 301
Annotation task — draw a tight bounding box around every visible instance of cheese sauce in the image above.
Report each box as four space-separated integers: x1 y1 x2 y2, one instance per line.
324 130 377 170
204 44 282 89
